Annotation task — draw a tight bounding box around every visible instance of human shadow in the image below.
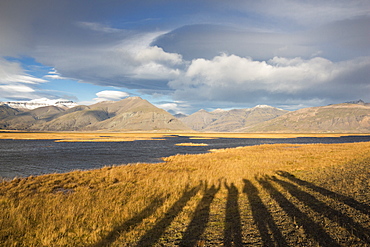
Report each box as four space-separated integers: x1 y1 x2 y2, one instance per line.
277 170 370 216
179 181 221 247
271 175 370 243
243 179 287 247
136 183 202 246
256 176 341 247
91 196 166 247
223 182 243 247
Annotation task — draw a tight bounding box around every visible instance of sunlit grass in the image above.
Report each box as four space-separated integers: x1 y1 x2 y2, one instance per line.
1 138 370 246
1 130 370 142
175 143 208 146
0 131 168 142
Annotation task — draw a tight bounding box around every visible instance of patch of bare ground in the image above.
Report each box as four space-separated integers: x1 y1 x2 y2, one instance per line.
1 142 370 246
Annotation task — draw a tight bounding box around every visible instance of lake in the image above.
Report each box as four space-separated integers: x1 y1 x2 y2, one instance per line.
1 135 370 179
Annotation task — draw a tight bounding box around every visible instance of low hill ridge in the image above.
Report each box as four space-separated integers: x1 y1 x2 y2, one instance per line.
181 105 288 132
0 97 190 131
245 102 370 133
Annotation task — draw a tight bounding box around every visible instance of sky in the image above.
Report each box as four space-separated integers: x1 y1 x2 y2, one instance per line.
0 0 369 114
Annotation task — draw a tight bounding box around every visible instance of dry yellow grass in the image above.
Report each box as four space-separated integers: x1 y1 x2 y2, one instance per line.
0 131 168 142
1 140 370 246
175 143 208 146
173 132 370 139
1 130 370 142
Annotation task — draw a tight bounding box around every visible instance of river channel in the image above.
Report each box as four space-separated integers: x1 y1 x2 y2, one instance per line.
1 135 370 178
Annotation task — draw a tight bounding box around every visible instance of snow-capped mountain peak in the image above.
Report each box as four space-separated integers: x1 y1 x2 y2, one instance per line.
1 98 78 110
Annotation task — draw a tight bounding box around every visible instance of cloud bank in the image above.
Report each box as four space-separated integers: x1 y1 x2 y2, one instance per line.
169 54 370 107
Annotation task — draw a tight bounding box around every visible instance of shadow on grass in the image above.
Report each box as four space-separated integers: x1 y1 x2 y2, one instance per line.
91 196 166 247
277 171 370 216
256 176 341 246
243 179 287 247
93 173 370 246
271 175 370 243
224 182 243 247
179 181 221 247
136 183 202 247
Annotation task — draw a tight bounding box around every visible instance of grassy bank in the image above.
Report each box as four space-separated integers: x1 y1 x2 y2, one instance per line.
1 130 370 142
1 142 370 246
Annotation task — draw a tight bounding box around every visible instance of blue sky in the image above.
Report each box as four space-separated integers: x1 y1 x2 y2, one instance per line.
0 0 369 114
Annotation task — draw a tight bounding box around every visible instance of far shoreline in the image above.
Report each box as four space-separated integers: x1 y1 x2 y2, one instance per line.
1 130 370 142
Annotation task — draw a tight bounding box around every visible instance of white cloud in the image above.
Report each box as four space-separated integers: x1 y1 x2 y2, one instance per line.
43 68 68 80
130 45 183 80
0 59 47 84
155 102 178 111
172 54 332 93
93 90 129 102
170 54 370 104
131 61 181 80
0 84 35 93
135 46 182 65
43 74 63 79
0 58 48 100
106 33 184 80
0 84 37 100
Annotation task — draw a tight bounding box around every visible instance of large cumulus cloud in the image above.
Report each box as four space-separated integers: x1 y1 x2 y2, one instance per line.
169 54 370 107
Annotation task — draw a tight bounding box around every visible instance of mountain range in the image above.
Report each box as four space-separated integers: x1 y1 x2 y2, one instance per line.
244 101 370 133
0 97 189 131
1 97 370 133
180 105 288 132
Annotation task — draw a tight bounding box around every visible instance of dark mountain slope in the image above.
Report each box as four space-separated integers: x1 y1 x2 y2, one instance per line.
0 105 20 120
0 106 65 130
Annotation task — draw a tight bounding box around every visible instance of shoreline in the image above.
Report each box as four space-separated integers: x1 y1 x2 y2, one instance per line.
2 133 370 180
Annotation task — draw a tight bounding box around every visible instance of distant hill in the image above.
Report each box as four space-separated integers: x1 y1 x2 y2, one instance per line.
173 113 187 119
179 109 222 131
245 102 370 133
0 97 190 131
180 105 288 132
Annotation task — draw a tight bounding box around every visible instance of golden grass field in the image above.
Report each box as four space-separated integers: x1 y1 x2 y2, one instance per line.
1 132 370 246
1 130 370 142
175 143 208 146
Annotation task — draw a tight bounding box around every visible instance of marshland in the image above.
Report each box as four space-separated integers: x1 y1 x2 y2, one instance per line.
1 132 370 246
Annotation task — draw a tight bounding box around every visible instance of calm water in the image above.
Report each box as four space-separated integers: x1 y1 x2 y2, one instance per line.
1 135 370 179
